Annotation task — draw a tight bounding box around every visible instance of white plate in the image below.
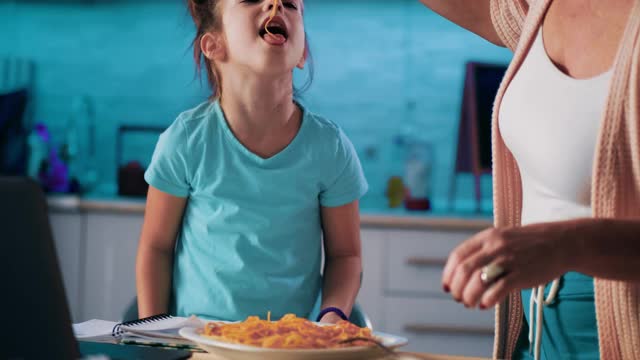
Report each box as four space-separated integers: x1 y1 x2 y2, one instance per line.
179 325 408 360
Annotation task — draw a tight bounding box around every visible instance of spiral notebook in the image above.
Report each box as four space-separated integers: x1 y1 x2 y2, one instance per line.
73 314 204 347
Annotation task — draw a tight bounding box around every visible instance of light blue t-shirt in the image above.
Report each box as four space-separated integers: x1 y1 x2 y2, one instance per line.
144 100 368 321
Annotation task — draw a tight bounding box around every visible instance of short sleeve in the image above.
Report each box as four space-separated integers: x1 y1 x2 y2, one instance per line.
490 0 529 51
144 118 191 197
319 129 368 207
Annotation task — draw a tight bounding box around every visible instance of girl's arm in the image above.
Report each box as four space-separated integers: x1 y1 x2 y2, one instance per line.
418 0 505 46
319 200 363 323
136 186 187 318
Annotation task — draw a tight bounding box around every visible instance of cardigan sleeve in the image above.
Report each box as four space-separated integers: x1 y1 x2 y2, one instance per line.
490 0 530 51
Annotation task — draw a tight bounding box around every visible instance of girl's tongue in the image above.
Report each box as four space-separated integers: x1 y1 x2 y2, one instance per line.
263 33 286 46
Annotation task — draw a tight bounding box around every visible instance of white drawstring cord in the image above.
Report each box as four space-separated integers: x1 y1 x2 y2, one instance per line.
528 288 535 353
528 279 561 360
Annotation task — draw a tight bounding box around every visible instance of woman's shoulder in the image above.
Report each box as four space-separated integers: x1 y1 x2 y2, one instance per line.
490 0 535 50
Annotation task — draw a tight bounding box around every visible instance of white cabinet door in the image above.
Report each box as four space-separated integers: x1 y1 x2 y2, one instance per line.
49 212 84 322
383 296 494 357
385 229 475 295
82 212 144 322
357 229 386 330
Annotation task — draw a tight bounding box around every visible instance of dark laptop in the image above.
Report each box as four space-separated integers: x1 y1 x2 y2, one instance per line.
1 177 190 360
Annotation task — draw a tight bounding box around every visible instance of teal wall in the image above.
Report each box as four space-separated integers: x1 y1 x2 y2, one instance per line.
1 0 511 210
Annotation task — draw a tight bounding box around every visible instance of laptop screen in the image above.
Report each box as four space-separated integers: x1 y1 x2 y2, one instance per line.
1 177 80 359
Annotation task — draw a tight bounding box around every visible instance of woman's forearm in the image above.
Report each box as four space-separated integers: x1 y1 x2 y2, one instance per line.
572 218 640 281
418 0 503 46
136 245 174 318
321 255 362 317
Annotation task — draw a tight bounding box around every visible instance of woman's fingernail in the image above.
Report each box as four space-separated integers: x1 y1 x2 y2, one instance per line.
479 304 487 310
443 285 450 293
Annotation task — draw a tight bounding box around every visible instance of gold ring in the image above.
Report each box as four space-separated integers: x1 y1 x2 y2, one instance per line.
480 263 505 284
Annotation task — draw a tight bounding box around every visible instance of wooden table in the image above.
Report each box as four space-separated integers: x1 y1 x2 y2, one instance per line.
191 353 489 360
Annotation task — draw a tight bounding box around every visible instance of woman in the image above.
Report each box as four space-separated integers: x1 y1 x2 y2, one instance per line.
418 0 640 359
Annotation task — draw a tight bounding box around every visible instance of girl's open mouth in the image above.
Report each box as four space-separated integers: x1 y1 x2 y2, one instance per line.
259 16 288 46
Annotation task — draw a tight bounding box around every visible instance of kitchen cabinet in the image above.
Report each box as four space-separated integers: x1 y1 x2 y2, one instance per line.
357 227 493 357
48 202 144 322
49 211 84 322
357 229 386 330
82 212 143 322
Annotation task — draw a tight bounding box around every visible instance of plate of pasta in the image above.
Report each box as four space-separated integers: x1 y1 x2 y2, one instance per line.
179 313 408 360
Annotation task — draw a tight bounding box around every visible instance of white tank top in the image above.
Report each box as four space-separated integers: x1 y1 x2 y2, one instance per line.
499 27 613 226
498 26 613 360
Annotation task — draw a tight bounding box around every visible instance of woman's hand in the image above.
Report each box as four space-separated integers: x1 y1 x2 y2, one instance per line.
441 222 580 310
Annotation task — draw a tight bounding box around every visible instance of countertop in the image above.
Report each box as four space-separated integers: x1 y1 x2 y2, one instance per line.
190 352 488 360
47 194 493 231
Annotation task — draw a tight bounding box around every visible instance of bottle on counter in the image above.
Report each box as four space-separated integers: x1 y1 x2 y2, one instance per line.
385 175 406 208
27 122 70 193
77 95 98 193
385 134 408 208
26 123 49 180
404 141 434 211
66 95 98 193
59 107 80 193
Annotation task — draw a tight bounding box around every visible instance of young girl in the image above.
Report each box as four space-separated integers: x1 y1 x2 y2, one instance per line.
135 0 368 324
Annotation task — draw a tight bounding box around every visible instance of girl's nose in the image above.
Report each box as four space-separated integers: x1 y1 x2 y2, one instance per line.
265 0 282 13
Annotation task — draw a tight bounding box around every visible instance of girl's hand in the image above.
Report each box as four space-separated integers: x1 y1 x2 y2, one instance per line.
318 312 346 324
441 222 581 309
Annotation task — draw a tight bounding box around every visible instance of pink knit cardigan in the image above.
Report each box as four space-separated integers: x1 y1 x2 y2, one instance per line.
488 0 640 358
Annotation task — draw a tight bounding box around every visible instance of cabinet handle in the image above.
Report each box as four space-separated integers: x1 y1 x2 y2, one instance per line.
404 324 494 336
405 257 446 267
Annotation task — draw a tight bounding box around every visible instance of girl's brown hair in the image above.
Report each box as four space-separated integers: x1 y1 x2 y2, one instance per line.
186 0 313 99
187 0 223 98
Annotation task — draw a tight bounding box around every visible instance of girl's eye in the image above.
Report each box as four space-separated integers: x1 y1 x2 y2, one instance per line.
283 2 297 10
241 0 295 8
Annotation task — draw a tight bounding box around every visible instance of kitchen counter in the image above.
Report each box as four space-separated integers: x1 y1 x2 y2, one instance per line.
47 194 493 231
47 194 146 214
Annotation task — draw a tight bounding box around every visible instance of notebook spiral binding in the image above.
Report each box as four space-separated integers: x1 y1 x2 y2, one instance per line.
112 314 173 337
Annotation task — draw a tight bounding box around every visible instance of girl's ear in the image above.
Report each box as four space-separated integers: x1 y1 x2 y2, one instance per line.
296 43 308 70
201 32 227 62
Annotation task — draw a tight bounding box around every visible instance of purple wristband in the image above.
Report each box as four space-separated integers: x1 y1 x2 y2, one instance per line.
316 307 348 322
